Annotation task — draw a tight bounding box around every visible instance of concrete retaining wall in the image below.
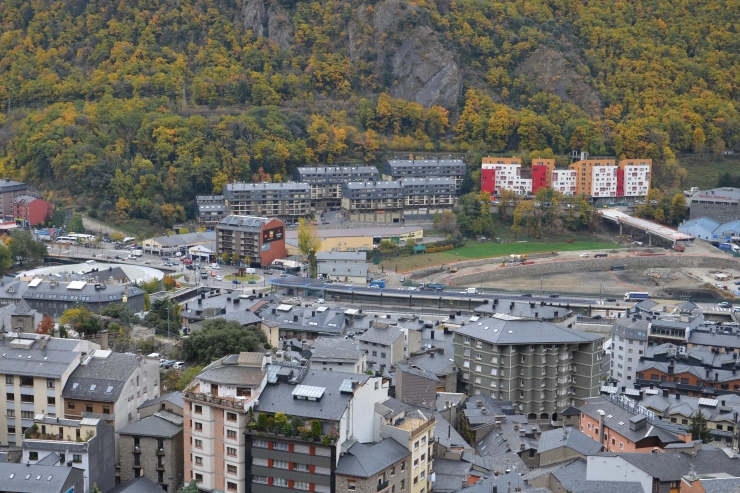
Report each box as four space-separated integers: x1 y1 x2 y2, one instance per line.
449 255 740 285
81 216 125 236
408 252 559 279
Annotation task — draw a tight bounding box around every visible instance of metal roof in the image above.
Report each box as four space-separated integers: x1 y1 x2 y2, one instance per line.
292 385 326 400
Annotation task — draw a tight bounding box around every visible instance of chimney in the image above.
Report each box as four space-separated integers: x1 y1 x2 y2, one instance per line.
431 332 435 340
662 389 669 397
676 393 680 400
100 330 109 351
294 315 298 322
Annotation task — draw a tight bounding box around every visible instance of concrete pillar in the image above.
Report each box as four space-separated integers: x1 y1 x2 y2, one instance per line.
649 232 652 246
619 223 623 236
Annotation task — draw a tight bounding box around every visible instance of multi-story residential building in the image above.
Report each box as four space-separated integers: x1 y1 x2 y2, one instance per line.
531 158 555 194
12 195 53 227
0 333 93 446
295 166 380 208
609 317 650 385
138 392 184 419
341 181 403 223
22 414 116 493
382 159 465 192
184 352 269 492
619 159 651 197
551 169 578 196
118 409 184 491
0 463 84 493
215 215 287 266
454 319 603 419
480 158 532 196
589 162 619 198
569 159 617 196
335 439 411 493
316 262 368 284
399 177 456 217
577 395 689 452
195 195 228 227
315 251 366 264
357 324 405 368
62 349 160 463
376 397 435 493
246 371 387 493
395 363 439 409
0 178 28 220
308 337 366 373
223 182 311 220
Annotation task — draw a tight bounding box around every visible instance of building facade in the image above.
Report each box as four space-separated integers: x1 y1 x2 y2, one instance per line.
341 182 403 223
0 334 90 446
382 160 465 191
183 352 269 493
481 158 532 196
195 195 228 227
454 319 603 419
531 159 555 194
215 215 287 266
295 166 380 208
0 178 28 220
13 195 53 227
223 182 311 220
335 439 410 493
609 317 649 385
689 188 740 222
118 410 184 491
399 177 456 217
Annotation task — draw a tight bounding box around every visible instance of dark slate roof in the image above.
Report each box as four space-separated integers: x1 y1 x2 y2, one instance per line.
310 337 365 363
0 463 80 493
196 354 266 387
107 476 167 493
611 449 740 481
456 319 602 345
396 362 440 382
12 299 35 315
335 438 410 478
475 452 529 476
552 459 643 493
357 326 404 346
434 411 470 451
0 335 80 379
689 330 740 350
561 406 580 416
35 452 60 466
211 310 262 327
578 397 682 445
701 477 740 493
256 371 372 421
610 317 650 341
62 351 141 402
432 459 473 493
473 302 562 320
138 391 184 410
537 427 602 456
117 413 183 438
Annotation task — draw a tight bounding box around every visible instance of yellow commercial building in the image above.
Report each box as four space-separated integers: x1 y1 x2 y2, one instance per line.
285 227 424 255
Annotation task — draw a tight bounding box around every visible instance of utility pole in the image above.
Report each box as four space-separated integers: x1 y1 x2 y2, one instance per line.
182 83 187 111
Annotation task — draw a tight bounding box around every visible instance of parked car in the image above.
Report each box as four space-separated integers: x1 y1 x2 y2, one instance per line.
592 315 603 320
216 275 223 281
248 280 256 284
232 280 242 285
172 362 186 370
316 299 325 304
580 253 589 257
114 255 122 259
211 271 216 277
605 297 617 303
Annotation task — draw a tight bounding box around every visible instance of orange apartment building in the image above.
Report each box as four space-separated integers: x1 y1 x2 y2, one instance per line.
636 364 740 396
578 396 690 453
568 159 617 196
183 352 269 493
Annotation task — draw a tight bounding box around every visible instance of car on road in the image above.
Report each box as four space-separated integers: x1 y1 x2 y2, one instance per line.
734 307 740 313
215 275 223 281
408 287 419 291
248 280 256 284
291 297 302 302
316 299 325 304
592 315 602 319
521 293 532 297
263 269 273 275
549 293 559 298
211 271 216 277
172 362 186 370
580 253 589 257
605 297 617 303
719 302 732 308
232 280 242 285
114 255 122 259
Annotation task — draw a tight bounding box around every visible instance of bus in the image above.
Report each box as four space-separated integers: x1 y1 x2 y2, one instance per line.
55 236 77 244
624 292 650 301
67 233 96 242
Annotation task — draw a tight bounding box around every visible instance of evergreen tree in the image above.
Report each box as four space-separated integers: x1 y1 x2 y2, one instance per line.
689 410 713 443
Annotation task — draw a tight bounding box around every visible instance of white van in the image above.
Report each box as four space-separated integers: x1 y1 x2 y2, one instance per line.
245 268 256 274
85 260 96 265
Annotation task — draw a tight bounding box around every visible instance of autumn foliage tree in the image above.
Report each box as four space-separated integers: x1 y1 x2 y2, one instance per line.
35 314 55 335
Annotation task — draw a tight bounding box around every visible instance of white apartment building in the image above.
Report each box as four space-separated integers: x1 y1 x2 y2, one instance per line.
489 164 533 195
622 162 651 197
551 170 578 196
590 164 619 197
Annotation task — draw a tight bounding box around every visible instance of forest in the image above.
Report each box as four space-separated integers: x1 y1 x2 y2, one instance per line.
0 0 738 227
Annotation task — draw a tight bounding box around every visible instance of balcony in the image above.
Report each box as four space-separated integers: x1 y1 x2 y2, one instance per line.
377 481 389 492
183 391 254 411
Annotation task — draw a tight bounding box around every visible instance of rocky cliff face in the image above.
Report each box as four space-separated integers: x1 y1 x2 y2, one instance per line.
372 0 463 108
238 0 266 37
267 5 294 49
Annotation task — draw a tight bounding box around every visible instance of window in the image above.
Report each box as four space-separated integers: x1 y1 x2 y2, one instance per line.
253 439 268 448
195 456 203 465
273 460 289 469
86 404 93 413
195 439 203 449
373 351 378 357
47 379 54 388
294 463 310 472
73 454 82 463
295 482 310 490
227 482 238 491
29 452 38 460
227 429 236 439
7 426 15 434
348 481 357 491
619 442 624 450
6 410 13 418
5 376 12 384
194 405 202 414
413 459 419 469
102 406 110 414
401 462 406 472
227 412 237 421
273 441 289 451
401 480 405 490
20 394 33 403
274 478 289 487
21 411 33 419
195 474 203 483
194 422 202 431
227 464 237 474
381 352 387 358
5 393 12 401
253 476 268 484
20 377 33 387
227 447 236 456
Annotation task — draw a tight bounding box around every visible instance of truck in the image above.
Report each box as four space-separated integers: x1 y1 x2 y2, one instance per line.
369 279 386 288
132 249 143 257
684 187 699 197
624 292 650 301
673 243 686 252
425 283 445 291
609 265 626 271
718 243 740 253
465 287 477 294
594 253 608 258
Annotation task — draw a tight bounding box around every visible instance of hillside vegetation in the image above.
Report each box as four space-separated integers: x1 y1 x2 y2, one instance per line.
0 0 739 226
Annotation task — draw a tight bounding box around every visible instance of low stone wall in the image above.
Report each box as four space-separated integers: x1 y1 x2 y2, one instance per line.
81 216 125 236
407 252 558 279
449 255 740 285
574 323 613 334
